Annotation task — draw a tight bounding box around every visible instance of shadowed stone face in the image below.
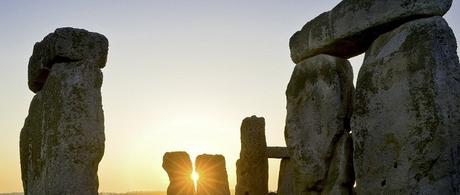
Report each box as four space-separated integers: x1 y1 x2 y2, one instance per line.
276 158 295 195
235 115 268 195
195 154 230 195
289 0 452 63
28 27 108 93
162 152 195 195
285 54 354 194
20 27 107 195
352 16 460 194
266 147 289 159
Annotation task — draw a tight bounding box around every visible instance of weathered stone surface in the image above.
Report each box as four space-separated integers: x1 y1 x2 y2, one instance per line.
162 152 195 195
267 147 289 159
276 158 295 195
28 27 108 93
195 154 230 195
285 54 354 194
20 27 107 195
289 0 452 63
235 115 268 195
352 16 460 194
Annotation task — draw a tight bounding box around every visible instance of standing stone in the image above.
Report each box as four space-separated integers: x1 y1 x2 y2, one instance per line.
162 152 195 195
289 0 452 63
276 158 295 195
352 16 460 194
266 147 289 159
20 27 108 195
285 54 354 194
195 154 230 195
235 115 268 195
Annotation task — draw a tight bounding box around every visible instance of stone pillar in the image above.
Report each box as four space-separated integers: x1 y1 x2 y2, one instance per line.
20 27 108 195
352 16 460 194
276 158 294 195
266 147 289 159
285 54 355 194
195 154 230 195
162 152 195 195
235 115 268 195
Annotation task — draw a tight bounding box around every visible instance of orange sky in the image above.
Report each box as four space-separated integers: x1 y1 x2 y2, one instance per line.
0 0 459 193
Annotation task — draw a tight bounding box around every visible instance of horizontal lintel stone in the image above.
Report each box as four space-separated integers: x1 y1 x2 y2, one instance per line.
289 0 452 63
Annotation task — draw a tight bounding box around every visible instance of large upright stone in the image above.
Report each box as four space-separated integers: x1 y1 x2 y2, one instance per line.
276 158 295 195
289 0 452 63
266 146 289 159
352 16 460 194
235 115 268 195
20 27 107 195
285 54 354 194
162 152 195 195
195 154 230 195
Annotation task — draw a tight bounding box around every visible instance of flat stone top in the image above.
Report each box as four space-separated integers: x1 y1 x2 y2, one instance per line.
240 115 267 151
28 27 108 93
162 151 193 175
195 154 227 169
289 0 452 63
196 154 225 161
242 115 265 127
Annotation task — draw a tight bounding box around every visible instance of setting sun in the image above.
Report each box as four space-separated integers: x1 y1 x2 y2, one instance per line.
191 171 199 184
191 171 199 192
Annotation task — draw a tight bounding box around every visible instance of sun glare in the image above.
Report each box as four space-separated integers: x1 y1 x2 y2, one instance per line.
191 171 199 187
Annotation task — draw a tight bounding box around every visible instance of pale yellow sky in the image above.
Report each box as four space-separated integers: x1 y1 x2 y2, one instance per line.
0 0 459 193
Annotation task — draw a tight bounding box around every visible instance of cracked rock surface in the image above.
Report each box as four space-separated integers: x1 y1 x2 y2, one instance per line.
20 27 107 195
236 116 268 195
352 16 460 194
285 54 354 195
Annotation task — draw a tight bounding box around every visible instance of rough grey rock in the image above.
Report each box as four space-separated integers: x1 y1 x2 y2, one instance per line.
267 147 289 159
235 115 268 195
289 0 452 63
162 152 195 195
28 27 108 93
352 16 460 194
285 54 354 194
20 27 107 195
195 154 230 195
276 158 295 195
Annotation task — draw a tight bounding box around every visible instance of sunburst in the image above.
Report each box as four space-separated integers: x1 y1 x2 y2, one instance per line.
191 171 199 191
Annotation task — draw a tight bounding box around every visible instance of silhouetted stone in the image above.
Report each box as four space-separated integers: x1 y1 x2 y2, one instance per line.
289 0 452 63
285 54 354 194
195 154 230 195
352 16 460 194
266 147 289 159
276 158 295 195
162 152 195 195
19 27 107 195
235 115 268 195
27 27 108 93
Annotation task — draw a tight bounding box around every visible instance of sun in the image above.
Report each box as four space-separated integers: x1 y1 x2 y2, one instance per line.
191 171 199 185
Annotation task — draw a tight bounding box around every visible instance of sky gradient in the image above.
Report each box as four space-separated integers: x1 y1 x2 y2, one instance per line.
1 0 459 193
